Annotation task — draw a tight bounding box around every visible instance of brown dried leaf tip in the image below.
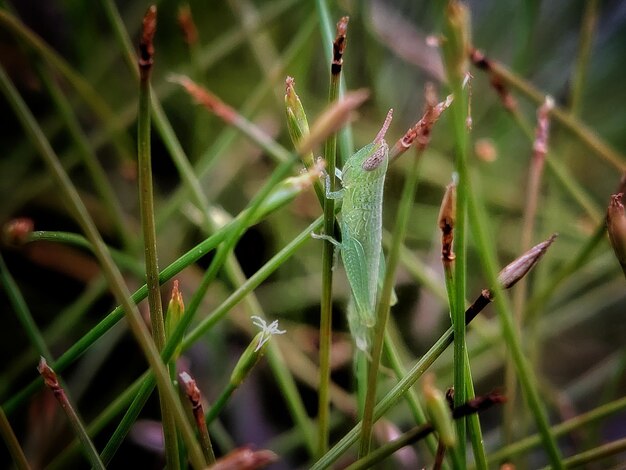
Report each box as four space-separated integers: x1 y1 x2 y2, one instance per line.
139 6 157 72
210 446 278 470
169 74 238 124
3 217 34 246
438 181 457 262
331 16 349 75
285 76 311 153
451 391 506 419
607 193 626 275
169 279 184 313
285 75 295 95
37 357 60 391
393 85 453 156
469 48 517 111
533 96 554 160
179 371 201 410
297 88 369 156
178 5 198 46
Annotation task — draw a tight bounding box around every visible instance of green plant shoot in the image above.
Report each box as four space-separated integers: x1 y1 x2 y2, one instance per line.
315 109 393 352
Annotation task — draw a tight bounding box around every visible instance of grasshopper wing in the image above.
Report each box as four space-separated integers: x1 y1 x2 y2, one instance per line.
341 236 376 327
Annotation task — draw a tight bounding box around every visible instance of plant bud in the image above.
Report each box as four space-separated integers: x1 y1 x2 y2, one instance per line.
438 181 457 262
285 77 310 145
229 332 265 388
497 234 557 289
607 193 626 276
422 374 456 448
165 280 185 359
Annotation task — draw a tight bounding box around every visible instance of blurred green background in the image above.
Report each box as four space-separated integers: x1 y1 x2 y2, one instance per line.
1 0 625 468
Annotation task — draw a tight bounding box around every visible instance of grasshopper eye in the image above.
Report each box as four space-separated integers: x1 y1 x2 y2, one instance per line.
362 145 387 171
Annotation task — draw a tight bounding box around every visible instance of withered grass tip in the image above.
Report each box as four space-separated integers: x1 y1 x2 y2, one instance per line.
139 6 157 75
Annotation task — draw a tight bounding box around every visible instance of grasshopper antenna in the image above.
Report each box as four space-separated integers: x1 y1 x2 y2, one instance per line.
374 108 393 143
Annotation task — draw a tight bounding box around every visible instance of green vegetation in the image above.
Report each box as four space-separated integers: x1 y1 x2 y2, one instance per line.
1 1 625 468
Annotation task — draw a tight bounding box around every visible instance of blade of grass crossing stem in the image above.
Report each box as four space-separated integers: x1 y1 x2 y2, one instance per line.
467 173 564 468
0 61 207 470
101 159 312 461
204 215 318 457
100 372 156 464
181 217 324 347
486 395 626 465
157 153 314 453
2 174 314 415
383 326 444 465
311 325 457 469
347 393 505 470
464 358 487 468
102 138 309 463
539 437 626 470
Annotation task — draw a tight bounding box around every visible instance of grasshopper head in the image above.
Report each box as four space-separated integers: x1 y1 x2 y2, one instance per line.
362 109 393 171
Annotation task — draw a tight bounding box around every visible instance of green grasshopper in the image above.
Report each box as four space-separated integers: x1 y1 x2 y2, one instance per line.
315 109 394 352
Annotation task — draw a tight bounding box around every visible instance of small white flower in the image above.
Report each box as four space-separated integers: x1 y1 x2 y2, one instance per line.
251 316 286 352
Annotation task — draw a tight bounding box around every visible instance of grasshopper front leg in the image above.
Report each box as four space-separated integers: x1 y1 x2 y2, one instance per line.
310 165 343 247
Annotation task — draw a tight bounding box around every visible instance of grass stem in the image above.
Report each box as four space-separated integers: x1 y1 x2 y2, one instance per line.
137 8 180 468
0 406 30 470
441 2 471 460
37 358 105 469
487 395 626 464
467 176 564 468
179 372 215 464
317 15 348 458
